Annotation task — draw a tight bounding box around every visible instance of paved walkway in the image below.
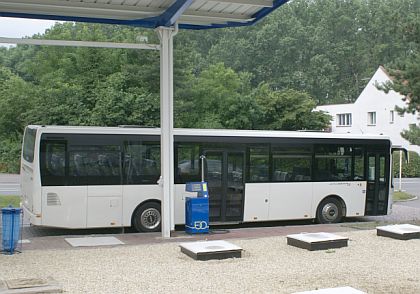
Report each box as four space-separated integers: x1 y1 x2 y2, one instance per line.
0 202 415 251
2 174 419 252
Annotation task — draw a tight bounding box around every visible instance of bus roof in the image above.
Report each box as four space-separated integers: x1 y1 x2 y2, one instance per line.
28 125 391 142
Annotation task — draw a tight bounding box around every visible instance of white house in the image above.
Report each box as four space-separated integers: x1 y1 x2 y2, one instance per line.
316 66 420 154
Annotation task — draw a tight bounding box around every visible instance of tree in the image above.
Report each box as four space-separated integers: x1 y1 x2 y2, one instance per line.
90 72 160 127
0 66 35 172
0 66 34 135
385 53 420 114
175 63 257 129
201 0 419 104
253 84 331 131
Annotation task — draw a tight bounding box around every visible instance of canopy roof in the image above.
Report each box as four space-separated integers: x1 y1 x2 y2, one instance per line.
0 0 288 30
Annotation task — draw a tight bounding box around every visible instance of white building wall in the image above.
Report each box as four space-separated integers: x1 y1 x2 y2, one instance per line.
316 66 420 154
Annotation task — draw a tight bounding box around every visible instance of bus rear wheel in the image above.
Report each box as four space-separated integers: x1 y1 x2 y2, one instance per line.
316 198 343 224
133 202 161 232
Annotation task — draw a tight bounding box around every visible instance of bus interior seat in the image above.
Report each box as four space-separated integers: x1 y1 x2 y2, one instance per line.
49 154 64 176
292 167 310 181
97 154 116 176
73 154 87 176
274 171 289 182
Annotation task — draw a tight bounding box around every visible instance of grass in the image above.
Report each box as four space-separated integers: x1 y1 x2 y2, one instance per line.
0 195 21 208
393 191 416 201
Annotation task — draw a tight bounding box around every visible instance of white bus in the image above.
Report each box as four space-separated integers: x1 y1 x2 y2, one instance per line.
21 125 394 232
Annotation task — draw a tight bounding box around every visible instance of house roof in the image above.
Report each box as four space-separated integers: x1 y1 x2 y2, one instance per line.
379 65 393 80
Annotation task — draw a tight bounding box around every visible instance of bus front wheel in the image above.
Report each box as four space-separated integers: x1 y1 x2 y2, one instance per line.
133 202 161 232
316 198 343 224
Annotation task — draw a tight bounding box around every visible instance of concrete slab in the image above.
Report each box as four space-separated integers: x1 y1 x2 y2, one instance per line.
65 236 124 247
287 232 348 251
0 277 62 293
180 240 242 260
376 224 420 240
293 286 366 294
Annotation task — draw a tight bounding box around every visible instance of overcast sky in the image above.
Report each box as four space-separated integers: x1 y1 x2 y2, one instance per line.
0 17 59 47
0 17 57 38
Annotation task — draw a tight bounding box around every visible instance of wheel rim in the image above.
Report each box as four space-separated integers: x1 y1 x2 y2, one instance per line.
140 208 161 230
321 203 339 222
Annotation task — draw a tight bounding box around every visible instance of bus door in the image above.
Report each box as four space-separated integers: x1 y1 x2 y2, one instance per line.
365 153 388 215
202 150 245 222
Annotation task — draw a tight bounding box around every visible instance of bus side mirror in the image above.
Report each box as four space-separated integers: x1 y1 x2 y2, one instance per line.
391 147 408 163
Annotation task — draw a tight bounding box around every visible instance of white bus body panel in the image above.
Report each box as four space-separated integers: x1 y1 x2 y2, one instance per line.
21 164 33 209
269 183 313 220
41 186 87 228
243 183 269 222
122 185 161 226
21 130 42 225
312 181 366 217
87 185 122 227
21 162 42 226
244 181 367 222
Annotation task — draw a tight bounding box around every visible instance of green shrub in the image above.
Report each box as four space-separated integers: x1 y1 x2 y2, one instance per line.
0 136 21 173
393 151 420 178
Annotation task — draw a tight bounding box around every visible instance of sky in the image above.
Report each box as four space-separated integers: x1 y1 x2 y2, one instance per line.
0 17 58 46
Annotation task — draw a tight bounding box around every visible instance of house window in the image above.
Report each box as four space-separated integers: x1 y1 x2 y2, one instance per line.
390 110 394 123
367 112 376 125
337 113 352 126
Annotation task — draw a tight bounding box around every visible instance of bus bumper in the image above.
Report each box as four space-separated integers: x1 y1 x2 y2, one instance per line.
22 204 42 226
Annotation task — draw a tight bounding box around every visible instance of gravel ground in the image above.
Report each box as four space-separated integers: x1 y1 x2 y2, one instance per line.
1 230 419 294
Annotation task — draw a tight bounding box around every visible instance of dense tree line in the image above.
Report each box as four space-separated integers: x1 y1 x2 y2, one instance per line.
0 0 419 173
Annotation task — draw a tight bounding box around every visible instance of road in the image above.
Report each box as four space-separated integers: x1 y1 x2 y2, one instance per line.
0 174 20 195
394 177 420 209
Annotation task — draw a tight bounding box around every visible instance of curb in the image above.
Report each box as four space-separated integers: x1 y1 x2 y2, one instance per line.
394 196 418 203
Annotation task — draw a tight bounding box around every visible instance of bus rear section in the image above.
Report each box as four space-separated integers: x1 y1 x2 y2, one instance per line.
27 128 162 230
21 126 42 225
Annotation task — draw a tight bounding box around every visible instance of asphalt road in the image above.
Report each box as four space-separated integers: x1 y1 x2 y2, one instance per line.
394 177 420 208
0 174 20 195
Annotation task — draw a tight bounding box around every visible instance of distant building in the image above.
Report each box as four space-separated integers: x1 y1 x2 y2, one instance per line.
316 66 420 154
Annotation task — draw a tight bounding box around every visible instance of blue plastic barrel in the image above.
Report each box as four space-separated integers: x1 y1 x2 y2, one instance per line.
1 206 22 253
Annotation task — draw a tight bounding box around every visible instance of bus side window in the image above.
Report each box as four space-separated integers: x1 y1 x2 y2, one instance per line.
175 143 200 184
314 145 353 181
40 140 66 186
272 145 312 182
124 141 160 185
248 146 269 182
68 145 121 185
353 147 365 180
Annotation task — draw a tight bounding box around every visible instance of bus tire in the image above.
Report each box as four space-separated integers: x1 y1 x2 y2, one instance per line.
132 202 161 232
316 197 343 224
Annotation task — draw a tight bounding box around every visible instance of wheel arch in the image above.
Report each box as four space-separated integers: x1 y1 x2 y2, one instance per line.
317 194 347 218
131 199 162 227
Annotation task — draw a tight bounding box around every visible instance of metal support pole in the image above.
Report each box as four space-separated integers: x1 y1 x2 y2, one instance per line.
200 155 206 182
157 25 177 238
399 150 402 191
